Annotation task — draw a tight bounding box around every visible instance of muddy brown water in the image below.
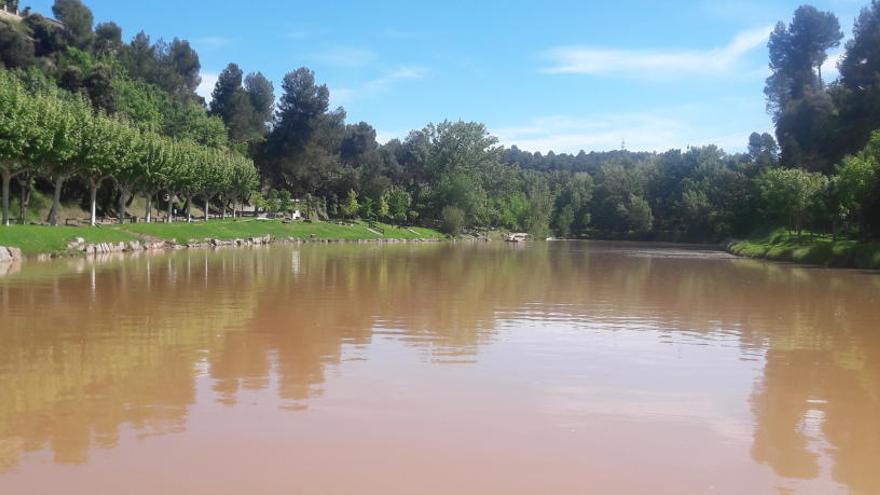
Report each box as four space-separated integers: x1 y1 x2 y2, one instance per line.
0 241 878 494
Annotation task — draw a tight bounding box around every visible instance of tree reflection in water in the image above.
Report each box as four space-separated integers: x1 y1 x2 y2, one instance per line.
0 242 878 493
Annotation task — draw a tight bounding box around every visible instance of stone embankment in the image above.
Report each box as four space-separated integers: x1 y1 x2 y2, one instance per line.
59 235 440 258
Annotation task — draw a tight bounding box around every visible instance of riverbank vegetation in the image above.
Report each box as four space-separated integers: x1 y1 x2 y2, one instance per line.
728 229 880 270
2 0 880 257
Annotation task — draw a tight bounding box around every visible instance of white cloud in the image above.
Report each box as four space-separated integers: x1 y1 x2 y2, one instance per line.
194 36 234 48
821 51 843 82
332 66 429 105
197 72 219 102
543 25 774 78
313 46 377 68
494 103 763 154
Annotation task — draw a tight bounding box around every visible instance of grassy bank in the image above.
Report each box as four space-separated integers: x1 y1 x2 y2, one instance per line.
727 229 880 270
0 220 445 256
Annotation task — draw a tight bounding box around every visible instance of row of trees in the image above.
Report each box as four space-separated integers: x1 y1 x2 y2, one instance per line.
0 70 258 226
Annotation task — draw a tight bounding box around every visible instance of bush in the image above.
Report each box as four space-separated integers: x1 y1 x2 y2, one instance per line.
440 206 465 235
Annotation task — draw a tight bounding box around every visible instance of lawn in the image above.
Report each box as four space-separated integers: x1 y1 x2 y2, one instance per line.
0 225 137 255
0 219 445 256
727 229 880 270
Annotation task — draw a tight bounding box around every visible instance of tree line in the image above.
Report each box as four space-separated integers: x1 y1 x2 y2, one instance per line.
2 0 880 240
0 70 258 226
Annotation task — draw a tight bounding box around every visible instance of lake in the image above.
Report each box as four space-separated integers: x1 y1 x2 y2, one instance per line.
1 241 878 494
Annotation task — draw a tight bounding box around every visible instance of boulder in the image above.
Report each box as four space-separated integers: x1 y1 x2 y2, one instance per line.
0 246 23 263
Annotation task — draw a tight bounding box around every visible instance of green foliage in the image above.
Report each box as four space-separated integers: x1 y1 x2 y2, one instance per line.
342 189 359 219
0 70 259 226
52 0 94 49
765 6 843 172
386 186 411 224
728 229 880 270
440 206 465 235
0 19 34 68
757 167 829 234
210 63 270 145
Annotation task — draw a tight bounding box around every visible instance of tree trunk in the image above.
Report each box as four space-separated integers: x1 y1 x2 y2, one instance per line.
47 176 65 226
204 195 210 222
1 171 10 227
186 196 192 223
89 178 100 226
232 202 237 220
167 194 174 224
145 193 152 224
18 176 31 225
118 187 129 224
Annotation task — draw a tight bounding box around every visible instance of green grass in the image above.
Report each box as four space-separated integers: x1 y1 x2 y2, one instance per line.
0 219 445 257
727 229 880 270
117 219 444 243
0 225 137 255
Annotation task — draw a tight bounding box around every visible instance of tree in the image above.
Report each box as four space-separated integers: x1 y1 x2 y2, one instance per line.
83 65 115 113
833 131 880 236
244 72 274 133
121 31 158 84
757 167 829 235
748 132 779 169
52 0 94 49
551 172 593 237
76 112 128 225
387 186 411 225
342 189 359 219
227 157 258 219
138 133 173 223
149 38 201 97
0 71 43 225
0 19 35 68
111 125 144 224
40 91 86 226
262 67 344 193
836 1 880 160
94 21 122 57
210 63 263 144
440 206 465 235
617 194 653 233
210 63 244 119
765 6 843 171
199 149 233 221
377 193 390 220
24 14 67 57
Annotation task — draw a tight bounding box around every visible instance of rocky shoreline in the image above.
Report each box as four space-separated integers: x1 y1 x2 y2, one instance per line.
0 234 445 264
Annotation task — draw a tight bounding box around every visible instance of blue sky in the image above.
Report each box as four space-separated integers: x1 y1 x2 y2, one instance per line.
27 0 868 153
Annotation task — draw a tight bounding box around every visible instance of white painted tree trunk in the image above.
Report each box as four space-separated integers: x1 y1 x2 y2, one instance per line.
89 179 100 226
145 193 152 224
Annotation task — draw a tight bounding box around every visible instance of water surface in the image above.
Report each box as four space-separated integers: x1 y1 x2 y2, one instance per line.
1 242 878 494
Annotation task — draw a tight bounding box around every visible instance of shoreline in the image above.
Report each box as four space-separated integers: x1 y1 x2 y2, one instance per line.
724 231 880 271
0 219 446 263
4 223 879 272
